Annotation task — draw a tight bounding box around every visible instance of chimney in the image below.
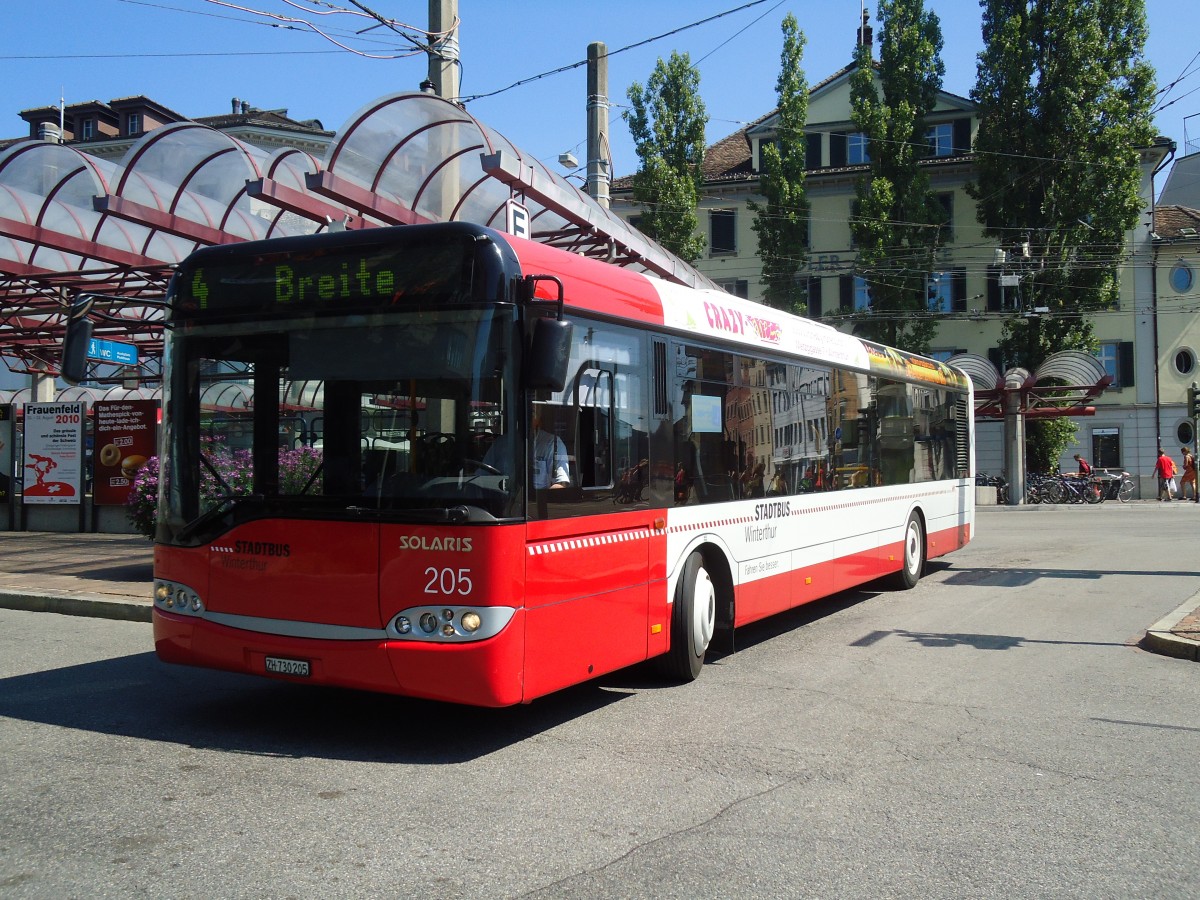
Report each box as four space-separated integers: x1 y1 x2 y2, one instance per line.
38 122 61 143
857 7 873 54
232 97 240 114
241 101 250 115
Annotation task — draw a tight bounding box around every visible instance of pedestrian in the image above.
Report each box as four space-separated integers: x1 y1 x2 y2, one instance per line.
1072 453 1092 477
1180 446 1197 500
1153 447 1177 501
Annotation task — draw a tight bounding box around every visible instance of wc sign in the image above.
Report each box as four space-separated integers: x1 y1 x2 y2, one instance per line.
505 199 530 240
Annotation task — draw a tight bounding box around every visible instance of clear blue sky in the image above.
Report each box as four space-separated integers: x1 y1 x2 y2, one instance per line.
2 0 1197 178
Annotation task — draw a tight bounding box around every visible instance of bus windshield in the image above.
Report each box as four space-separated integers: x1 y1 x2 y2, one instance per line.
159 306 521 543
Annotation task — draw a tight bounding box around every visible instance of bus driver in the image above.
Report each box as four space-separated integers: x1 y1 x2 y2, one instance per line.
485 407 570 490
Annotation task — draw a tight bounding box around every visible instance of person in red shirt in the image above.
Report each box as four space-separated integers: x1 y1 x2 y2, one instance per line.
1072 453 1092 477
1154 447 1177 501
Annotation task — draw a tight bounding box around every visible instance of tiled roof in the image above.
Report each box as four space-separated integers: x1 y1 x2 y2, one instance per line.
1156 205 1200 239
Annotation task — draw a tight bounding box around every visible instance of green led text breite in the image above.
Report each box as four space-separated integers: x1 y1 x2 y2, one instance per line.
188 259 400 309
274 260 396 304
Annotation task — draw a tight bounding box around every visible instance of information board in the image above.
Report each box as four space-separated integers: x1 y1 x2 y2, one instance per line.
93 399 158 506
22 402 85 504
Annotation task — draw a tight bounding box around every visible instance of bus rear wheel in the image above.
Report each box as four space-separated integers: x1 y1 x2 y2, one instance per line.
661 551 716 681
891 512 925 590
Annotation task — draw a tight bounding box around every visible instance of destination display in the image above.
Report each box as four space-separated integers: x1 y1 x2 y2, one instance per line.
174 240 475 318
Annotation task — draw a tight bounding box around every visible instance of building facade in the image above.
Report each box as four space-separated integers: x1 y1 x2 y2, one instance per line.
612 52 1194 491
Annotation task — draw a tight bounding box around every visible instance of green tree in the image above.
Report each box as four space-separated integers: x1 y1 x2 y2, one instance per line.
750 13 811 314
970 0 1156 469
623 51 708 263
848 0 947 354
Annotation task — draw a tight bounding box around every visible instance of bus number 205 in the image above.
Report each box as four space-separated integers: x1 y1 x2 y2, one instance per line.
425 567 473 595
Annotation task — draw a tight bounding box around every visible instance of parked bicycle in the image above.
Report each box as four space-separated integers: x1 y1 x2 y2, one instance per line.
1039 468 1103 504
975 471 1009 504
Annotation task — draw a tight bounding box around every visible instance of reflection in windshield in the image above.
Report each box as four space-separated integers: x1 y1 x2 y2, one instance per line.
162 308 521 540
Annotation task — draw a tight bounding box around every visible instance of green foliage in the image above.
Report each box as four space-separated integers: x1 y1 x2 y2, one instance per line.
1027 417 1078 473
750 13 811 314
971 0 1156 335
624 51 708 262
848 0 947 354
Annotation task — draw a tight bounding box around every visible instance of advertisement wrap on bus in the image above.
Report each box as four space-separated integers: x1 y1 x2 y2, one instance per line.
65 222 973 707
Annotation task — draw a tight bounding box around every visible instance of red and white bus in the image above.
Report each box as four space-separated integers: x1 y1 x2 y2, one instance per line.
143 222 973 706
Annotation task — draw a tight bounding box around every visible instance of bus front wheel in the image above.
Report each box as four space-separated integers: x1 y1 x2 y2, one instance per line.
661 551 716 681
891 512 925 590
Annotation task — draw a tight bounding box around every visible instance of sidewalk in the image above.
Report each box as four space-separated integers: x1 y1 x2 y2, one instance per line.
0 531 154 622
0 527 1197 660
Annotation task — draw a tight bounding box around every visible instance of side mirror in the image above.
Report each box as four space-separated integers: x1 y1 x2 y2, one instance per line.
61 299 95 385
525 317 573 393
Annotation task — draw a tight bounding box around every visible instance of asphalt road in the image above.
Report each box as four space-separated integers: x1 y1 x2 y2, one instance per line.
1 504 1198 898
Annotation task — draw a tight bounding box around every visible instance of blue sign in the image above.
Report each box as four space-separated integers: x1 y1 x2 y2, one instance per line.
87 337 139 366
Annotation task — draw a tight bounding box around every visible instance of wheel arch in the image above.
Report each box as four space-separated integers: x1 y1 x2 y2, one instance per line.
669 534 735 623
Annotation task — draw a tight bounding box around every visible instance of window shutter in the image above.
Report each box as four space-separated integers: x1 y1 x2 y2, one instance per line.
829 132 847 168
952 118 971 154
807 277 823 317
952 269 967 312
805 133 822 169
987 348 1005 373
986 266 1001 312
1119 341 1135 388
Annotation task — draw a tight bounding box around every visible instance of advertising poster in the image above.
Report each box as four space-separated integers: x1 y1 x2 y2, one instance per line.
93 399 158 506
0 404 12 503
23 401 85 504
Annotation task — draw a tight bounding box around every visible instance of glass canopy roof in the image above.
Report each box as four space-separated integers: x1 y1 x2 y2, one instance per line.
0 92 713 381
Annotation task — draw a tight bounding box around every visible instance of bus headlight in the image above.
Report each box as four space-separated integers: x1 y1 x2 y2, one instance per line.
153 579 204 618
386 605 515 642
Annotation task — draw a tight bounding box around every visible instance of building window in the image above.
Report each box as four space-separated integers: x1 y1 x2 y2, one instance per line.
1092 428 1121 469
926 123 953 156
847 132 870 165
1170 262 1194 294
929 349 964 363
1099 343 1123 388
1179 420 1195 447
927 269 966 313
710 208 736 256
853 276 872 310
838 274 873 311
126 113 142 136
713 278 749 298
80 119 94 140
1175 348 1196 376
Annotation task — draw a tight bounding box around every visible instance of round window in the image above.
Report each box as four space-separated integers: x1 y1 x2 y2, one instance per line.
1178 420 1194 446
1170 262 1194 294
1175 348 1196 376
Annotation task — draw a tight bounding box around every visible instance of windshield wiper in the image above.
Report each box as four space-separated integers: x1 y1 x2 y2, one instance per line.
177 493 262 541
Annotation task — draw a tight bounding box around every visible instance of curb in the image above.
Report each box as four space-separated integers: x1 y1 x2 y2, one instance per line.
0 590 152 624
1141 595 1200 662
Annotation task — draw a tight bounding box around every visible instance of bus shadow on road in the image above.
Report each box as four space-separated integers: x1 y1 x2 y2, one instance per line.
850 628 1127 650
0 652 629 763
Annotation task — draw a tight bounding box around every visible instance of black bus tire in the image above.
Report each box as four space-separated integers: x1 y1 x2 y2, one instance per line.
891 511 925 590
660 551 716 681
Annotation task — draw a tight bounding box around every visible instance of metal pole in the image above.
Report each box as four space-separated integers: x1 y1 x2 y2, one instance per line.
586 42 610 208
427 0 460 100
1003 370 1025 505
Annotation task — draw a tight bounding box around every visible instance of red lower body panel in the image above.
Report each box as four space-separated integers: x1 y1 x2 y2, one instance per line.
154 607 527 707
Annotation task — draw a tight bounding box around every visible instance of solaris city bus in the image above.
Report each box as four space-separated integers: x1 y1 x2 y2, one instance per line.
73 222 974 706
